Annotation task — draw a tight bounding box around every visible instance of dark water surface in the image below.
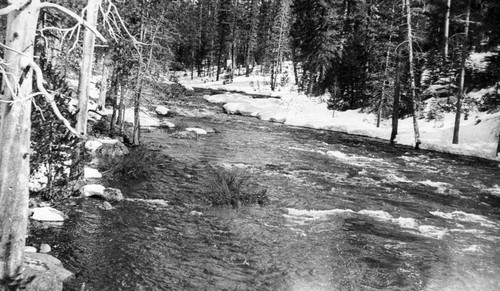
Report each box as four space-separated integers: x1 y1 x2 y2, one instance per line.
30 96 500 290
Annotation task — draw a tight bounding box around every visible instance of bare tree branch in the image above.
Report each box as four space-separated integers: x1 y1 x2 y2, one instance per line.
28 60 84 138
38 2 107 43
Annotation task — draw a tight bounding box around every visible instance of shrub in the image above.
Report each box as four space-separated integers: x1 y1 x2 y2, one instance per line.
206 168 269 207
30 55 80 201
98 147 154 180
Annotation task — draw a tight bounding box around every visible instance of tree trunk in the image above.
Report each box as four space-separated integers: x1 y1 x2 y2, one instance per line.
76 0 101 136
377 44 391 128
452 0 471 144
391 45 403 144
0 1 40 288
443 0 451 60
405 0 421 149
98 53 112 111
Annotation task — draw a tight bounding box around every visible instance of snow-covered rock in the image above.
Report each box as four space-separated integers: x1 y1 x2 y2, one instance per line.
155 105 169 116
81 185 124 201
31 207 65 222
81 184 105 198
161 120 176 128
40 244 51 254
85 140 103 152
185 128 208 135
25 246 37 253
123 108 160 128
84 167 102 179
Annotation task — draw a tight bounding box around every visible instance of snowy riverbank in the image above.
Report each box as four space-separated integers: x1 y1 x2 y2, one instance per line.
181 75 500 162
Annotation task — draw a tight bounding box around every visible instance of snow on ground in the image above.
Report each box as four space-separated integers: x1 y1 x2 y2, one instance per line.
181 73 500 162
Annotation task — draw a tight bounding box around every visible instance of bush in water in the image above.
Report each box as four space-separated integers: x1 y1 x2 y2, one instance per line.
206 168 269 207
98 147 154 180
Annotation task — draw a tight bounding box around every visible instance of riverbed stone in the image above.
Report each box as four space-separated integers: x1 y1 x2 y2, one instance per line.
171 130 198 139
160 120 176 128
84 167 102 179
81 184 105 198
85 140 103 152
31 207 65 222
103 188 124 201
24 252 74 291
186 128 208 135
40 244 51 254
25 246 37 253
102 201 114 210
155 105 169 116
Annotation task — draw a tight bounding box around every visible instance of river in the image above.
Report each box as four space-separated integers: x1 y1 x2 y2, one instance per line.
29 94 500 290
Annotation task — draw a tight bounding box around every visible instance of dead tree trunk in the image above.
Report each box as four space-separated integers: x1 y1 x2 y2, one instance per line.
0 1 40 288
443 0 452 60
76 0 101 135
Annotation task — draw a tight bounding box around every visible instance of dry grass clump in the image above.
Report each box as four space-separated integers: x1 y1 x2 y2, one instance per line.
206 168 269 207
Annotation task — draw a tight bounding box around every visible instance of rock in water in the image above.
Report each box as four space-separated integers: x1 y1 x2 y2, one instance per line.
171 130 198 140
155 105 169 116
102 201 113 210
185 127 208 135
84 167 102 179
31 207 65 222
103 188 124 201
25 246 37 253
40 244 51 254
24 253 74 291
85 140 103 152
81 184 105 198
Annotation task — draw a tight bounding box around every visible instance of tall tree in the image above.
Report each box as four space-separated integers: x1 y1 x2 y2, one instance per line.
76 0 101 136
0 1 98 287
452 0 471 144
216 0 232 81
405 0 421 149
0 2 40 287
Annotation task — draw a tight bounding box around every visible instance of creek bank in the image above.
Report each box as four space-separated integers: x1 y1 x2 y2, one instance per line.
26 136 130 290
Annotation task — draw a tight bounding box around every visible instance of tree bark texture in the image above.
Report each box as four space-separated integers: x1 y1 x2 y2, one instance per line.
76 0 101 135
0 1 40 288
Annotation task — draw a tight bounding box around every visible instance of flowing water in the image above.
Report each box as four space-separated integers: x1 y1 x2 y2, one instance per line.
29 95 500 290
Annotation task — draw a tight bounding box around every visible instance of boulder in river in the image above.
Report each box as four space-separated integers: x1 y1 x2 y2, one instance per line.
81 185 124 201
81 184 105 198
155 105 169 116
84 167 102 179
24 252 74 291
31 207 65 222
171 130 198 140
186 128 208 135
103 188 124 201
39 244 51 254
